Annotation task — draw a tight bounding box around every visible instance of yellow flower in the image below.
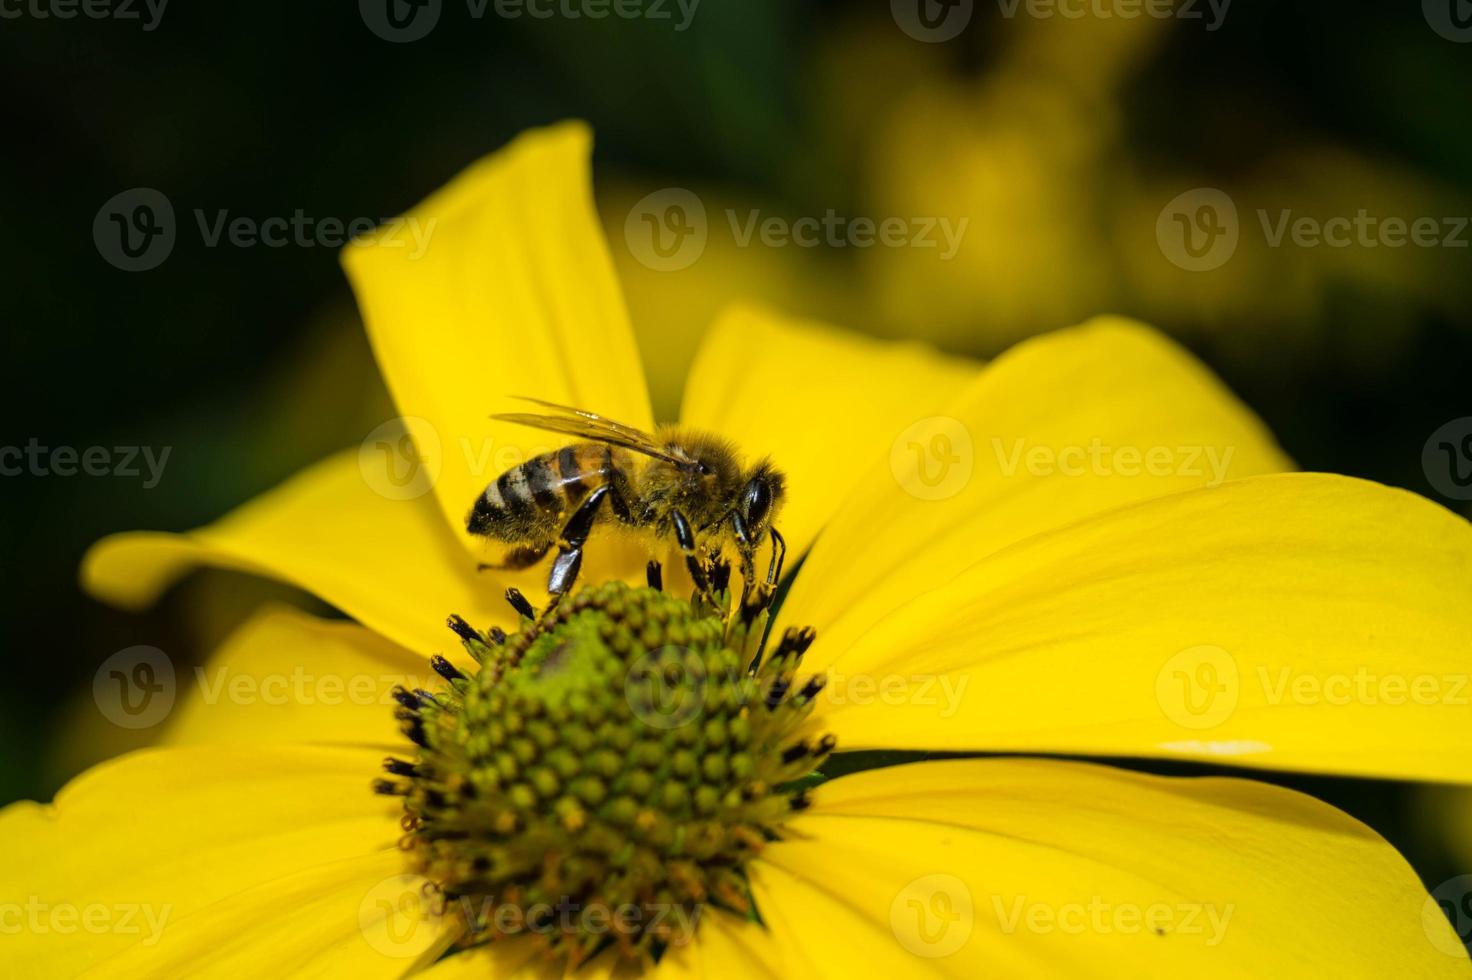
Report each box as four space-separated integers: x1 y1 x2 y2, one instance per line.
8 123 1472 978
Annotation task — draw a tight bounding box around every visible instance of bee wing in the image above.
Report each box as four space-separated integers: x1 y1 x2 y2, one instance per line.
491 400 689 466
509 397 659 442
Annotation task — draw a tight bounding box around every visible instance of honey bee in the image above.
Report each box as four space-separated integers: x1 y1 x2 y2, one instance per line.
468 398 786 602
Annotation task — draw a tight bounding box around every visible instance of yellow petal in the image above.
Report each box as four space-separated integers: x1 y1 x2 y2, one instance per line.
81 450 519 657
805 473 1472 783
679 304 979 565
779 316 1291 657
652 907 785 979
0 744 437 978
94 851 453 979
750 758 1466 978
342 121 654 556
164 605 438 748
412 941 551 979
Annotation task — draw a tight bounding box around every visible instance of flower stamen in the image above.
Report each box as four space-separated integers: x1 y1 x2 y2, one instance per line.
376 571 832 966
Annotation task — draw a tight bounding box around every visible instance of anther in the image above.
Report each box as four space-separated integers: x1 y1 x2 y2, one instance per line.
487 626 507 645
391 686 421 710
764 677 791 710
773 626 816 660
780 741 809 764
430 655 466 682
798 676 826 700
373 778 409 796
446 614 480 644
505 587 537 620
789 790 813 811
646 560 663 591
384 758 419 777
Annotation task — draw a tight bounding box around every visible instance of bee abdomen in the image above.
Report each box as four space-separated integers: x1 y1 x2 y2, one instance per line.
467 444 612 540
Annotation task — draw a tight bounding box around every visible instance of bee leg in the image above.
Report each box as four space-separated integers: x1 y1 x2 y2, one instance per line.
766 528 787 586
737 527 786 618
476 541 552 573
547 484 610 597
729 511 757 607
672 510 710 595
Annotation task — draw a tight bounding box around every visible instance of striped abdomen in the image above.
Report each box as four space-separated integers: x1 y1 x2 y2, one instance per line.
466 443 631 542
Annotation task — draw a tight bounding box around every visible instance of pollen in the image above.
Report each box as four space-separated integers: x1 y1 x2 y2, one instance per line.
377 575 833 966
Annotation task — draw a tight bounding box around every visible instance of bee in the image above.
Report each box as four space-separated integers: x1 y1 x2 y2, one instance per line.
468 398 786 602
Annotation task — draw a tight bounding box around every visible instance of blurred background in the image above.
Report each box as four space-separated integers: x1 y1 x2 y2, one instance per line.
2 0 1470 927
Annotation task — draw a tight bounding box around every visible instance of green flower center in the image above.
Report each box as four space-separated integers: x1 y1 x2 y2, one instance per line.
376 578 833 966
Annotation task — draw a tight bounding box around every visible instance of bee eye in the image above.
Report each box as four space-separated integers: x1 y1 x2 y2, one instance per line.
696 461 712 476
742 478 772 526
